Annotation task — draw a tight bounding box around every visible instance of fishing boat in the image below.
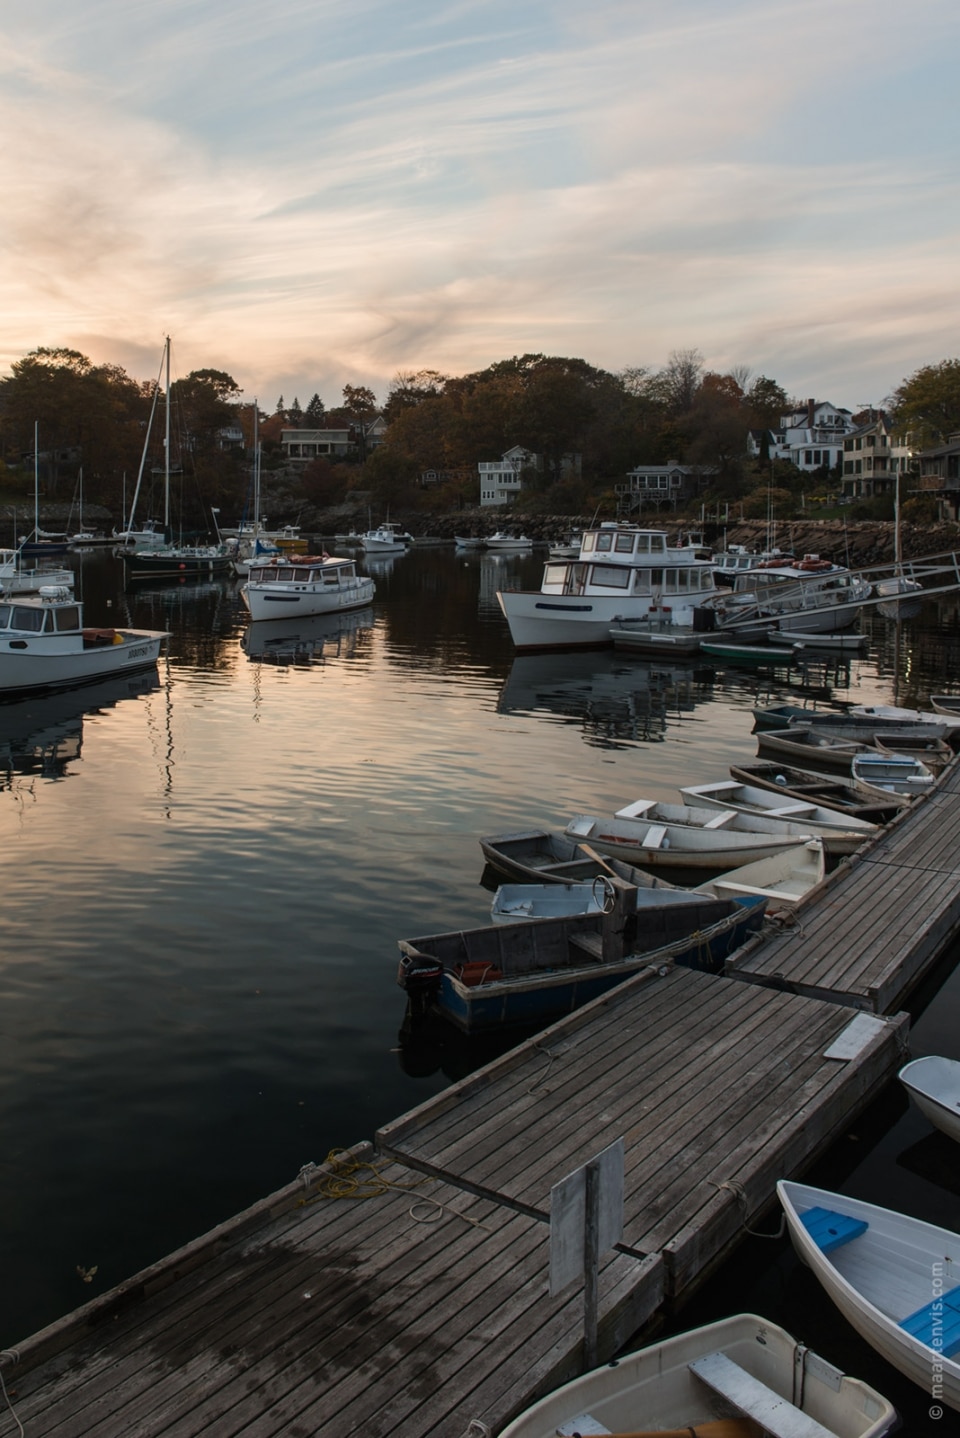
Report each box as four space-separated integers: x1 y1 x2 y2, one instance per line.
694 839 827 912
498 1311 897 1438
728 763 900 823
778 1179 960 1412
679 779 878 839
485 531 533 549
497 522 718 651
898 1055 960 1143
0 586 168 698
563 803 822 871
242 553 376 623
396 885 765 1032
0 546 73 596
850 751 936 804
711 543 794 584
706 557 873 636
359 523 407 554
479 829 674 888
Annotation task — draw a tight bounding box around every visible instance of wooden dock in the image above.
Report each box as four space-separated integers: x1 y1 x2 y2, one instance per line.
2 968 907 1437
726 758 960 1011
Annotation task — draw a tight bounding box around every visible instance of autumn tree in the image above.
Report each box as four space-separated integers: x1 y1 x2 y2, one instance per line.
888 359 960 444
304 393 326 426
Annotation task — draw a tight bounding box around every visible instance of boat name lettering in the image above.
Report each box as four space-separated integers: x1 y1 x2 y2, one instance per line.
126 644 151 659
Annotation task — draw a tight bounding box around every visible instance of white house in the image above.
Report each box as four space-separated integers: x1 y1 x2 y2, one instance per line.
478 446 540 507
748 399 854 472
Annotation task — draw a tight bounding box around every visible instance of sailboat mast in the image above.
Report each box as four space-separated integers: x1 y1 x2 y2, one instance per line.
163 335 171 531
34 420 39 538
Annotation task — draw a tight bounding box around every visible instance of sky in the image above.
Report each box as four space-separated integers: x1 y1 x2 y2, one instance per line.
2 0 959 412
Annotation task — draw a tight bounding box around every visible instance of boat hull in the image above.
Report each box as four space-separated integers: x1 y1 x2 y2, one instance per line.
499 1311 897 1438
899 1056 960 1143
779 1180 960 1412
242 577 376 622
497 590 707 651
0 630 167 698
124 552 233 581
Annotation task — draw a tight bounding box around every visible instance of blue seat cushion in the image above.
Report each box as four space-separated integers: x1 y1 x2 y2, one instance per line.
800 1206 868 1253
900 1289 960 1357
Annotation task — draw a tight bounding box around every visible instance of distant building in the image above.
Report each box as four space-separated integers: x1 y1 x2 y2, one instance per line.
281 427 353 461
749 399 854 472
478 446 539 507
841 413 895 500
615 462 716 514
913 433 960 520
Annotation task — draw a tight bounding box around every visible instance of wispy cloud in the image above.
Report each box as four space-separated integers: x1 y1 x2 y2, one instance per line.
1 0 958 405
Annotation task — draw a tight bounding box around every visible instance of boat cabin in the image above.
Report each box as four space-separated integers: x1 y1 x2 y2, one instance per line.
0 588 82 636
247 555 359 588
540 524 716 599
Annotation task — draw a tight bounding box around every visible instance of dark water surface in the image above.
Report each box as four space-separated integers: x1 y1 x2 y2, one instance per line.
1 546 958 1430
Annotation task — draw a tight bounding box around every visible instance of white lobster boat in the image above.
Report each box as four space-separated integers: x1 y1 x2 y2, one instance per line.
242 554 376 623
497 522 717 651
0 586 168 697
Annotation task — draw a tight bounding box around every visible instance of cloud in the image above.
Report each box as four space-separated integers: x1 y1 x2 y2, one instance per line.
1 0 958 405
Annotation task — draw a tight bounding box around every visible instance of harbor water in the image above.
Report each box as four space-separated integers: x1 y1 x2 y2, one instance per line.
1 544 958 1432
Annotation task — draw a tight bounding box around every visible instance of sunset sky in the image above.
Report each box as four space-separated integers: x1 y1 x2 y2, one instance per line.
3 0 958 410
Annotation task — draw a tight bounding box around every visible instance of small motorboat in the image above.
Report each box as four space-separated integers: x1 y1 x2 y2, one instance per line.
778 1179 960 1412
898 1055 960 1143
850 751 936 804
498 1311 897 1437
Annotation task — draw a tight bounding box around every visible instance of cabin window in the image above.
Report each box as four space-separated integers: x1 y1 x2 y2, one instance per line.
581 533 597 553
648 568 663 587
633 534 650 553
54 607 81 631
543 563 569 585
596 532 614 553
292 569 310 582
0 605 10 628
12 606 44 631
590 564 630 589
614 534 635 553
651 535 666 553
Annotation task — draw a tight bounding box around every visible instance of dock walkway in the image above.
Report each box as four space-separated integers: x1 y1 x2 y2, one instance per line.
726 758 960 1009
3 970 906 1437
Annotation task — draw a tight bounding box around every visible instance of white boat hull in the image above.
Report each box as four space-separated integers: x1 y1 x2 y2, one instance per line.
243 576 375 622
566 806 818 870
498 590 706 650
679 780 877 837
899 1056 960 1143
0 630 167 696
694 839 827 910
779 1180 960 1412
499 1311 897 1437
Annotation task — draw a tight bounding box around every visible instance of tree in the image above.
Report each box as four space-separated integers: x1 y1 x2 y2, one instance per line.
888 359 960 444
384 370 447 423
172 369 242 452
304 393 326 427
287 397 303 428
746 376 789 430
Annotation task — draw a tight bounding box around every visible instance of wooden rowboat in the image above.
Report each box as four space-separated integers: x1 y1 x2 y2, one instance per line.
930 694 960 717
679 779 878 838
728 763 900 823
693 839 827 912
778 1179 960 1412
899 1055 960 1143
850 751 935 804
498 1310 897 1437
479 829 675 888
565 802 823 871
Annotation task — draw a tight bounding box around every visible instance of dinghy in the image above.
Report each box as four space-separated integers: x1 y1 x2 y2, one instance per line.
930 695 960 718
693 839 827 912
479 829 675 888
564 801 822 871
498 1310 897 1437
490 877 711 924
850 751 935 804
679 779 877 841
778 1179 960 1412
729 763 900 823
850 701 960 737
756 726 879 776
899 1055 960 1143
396 889 764 1032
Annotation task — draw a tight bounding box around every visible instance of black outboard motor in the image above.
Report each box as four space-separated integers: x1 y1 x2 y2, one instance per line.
397 947 444 1007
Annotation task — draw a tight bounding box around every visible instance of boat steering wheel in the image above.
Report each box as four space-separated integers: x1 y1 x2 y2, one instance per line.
591 874 617 913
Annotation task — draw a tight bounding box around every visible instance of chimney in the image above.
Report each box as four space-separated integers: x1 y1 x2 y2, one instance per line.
807 398 815 427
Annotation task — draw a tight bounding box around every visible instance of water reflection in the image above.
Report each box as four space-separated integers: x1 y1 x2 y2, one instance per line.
0 669 161 789
242 607 375 664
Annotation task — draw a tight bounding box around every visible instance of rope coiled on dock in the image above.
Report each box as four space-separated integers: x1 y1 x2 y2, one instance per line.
299 1150 492 1233
0 1349 25 1438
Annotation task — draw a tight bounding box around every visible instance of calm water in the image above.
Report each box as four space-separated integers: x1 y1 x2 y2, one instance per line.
2 545 959 1430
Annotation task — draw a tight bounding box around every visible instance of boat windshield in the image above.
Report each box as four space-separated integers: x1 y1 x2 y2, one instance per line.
10 605 46 632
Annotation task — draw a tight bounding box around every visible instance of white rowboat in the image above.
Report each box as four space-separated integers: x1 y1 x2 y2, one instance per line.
679 780 877 839
499 1310 897 1437
898 1055 960 1143
693 839 827 912
778 1179 960 1412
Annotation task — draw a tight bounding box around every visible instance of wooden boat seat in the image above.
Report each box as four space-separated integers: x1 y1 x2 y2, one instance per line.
568 932 605 962
556 1417 753 1437
899 1286 960 1356
764 803 816 817
703 810 737 829
614 799 656 820
689 1351 838 1438
799 1206 868 1253
642 824 668 848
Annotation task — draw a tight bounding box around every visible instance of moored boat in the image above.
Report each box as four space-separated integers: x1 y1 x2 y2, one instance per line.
898 1055 960 1143
479 828 674 887
679 779 878 839
699 639 796 665
485 530 533 549
564 802 822 870
729 762 900 823
930 694 960 718
360 524 408 553
242 553 376 623
694 838 827 912
0 586 168 698
498 1311 898 1438
497 521 718 651
756 726 878 776
397 884 765 1032
778 1179 960 1412
850 751 936 804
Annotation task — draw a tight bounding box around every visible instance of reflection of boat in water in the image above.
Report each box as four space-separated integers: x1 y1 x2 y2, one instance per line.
498 650 710 745
0 669 161 780
242 606 374 663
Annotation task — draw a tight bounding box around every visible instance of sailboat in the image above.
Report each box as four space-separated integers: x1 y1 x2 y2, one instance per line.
2 429 75 593
875 468 923 618
122 338 234 582
231 404 281 576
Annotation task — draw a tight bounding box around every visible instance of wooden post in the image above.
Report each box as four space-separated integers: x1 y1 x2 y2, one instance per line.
549 1138 625 1369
